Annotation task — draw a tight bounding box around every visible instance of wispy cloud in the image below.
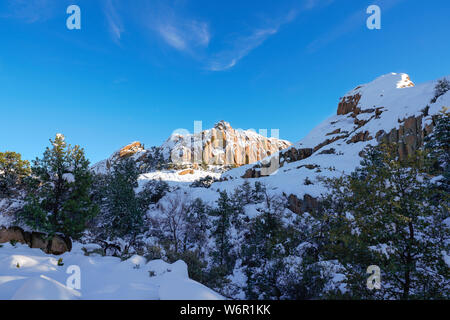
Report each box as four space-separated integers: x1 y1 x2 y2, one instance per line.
208 28 279 71
207 9 298 71
156 19 210 52
103 0 124 44
142 2 211 55
1 0 54 23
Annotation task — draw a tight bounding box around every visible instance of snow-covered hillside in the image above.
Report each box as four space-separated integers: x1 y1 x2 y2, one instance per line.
100 73 450 216
1 72 448 300
213 73 449 203
0 242 223 300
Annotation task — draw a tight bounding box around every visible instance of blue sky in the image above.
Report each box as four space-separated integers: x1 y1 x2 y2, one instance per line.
0 0 449 164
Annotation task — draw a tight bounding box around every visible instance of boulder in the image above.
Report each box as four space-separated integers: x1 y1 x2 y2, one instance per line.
0 226 29 245
287 194 319 214
49 235 71 255
31 232 49 250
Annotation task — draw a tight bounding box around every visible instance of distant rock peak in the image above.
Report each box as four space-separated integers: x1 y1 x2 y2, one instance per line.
214 120 232 130
93 121 292 174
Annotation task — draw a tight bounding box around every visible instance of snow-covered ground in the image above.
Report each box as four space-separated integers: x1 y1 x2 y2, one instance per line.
0 242 223 300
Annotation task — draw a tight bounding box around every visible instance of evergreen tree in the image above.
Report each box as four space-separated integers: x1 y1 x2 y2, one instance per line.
234 181 253 206
0 151 31 197
321 143 449 299
425 108 450 191
242 194 290 299
184 198 209 253
103 158 146 250
252 181 266 202
208 191 236 285
139 179 169 207
19 134 98 239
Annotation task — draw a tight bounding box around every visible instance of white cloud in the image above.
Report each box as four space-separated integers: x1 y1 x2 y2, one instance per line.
156 19 210 52
153 16 210 54
103 0 124 44
208 28 278 71
207 10 297 72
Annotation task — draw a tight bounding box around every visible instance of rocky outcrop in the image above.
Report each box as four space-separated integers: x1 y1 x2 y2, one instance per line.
178 169 195 175
0 226 71 255
347 131 373 144
167 121 291 167
93 121 292 174
377 115 432 159
287 194 320 214
0 226 29 244
49 235 72 255
119 142 144 158
280 147 313 164
337 93 361 115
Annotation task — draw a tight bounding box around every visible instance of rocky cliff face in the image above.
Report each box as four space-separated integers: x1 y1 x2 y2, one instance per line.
93 121 291 174
162 120 291 167
223 73 449 213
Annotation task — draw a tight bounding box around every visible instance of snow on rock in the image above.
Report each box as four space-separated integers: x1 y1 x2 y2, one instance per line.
218 73 450 207
160 120 291 167
0 243 223 300
92 120 291 176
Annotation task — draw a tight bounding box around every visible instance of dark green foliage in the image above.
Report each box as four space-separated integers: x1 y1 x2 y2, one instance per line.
102 158 146 248
184 198 209 252
208 191 236 280
425 109 450 191
141 146 165 172
280 254 331 300
139 179 169 207
241 194 290 299
321 143 449 299
0 151 31 197
190 175 217 188
19 135 98 239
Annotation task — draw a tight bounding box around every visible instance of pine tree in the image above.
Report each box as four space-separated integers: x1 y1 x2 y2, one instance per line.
184 198 209 253
241 194 289 299
425 108 450 191
0 151 31 197
19 134 98 239
321 143 449 299
252 181 266 202
208 191 236 284
103 158 146 250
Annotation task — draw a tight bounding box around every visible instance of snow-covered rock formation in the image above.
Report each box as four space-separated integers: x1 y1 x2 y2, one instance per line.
92 121 291 175
216 73 449 212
